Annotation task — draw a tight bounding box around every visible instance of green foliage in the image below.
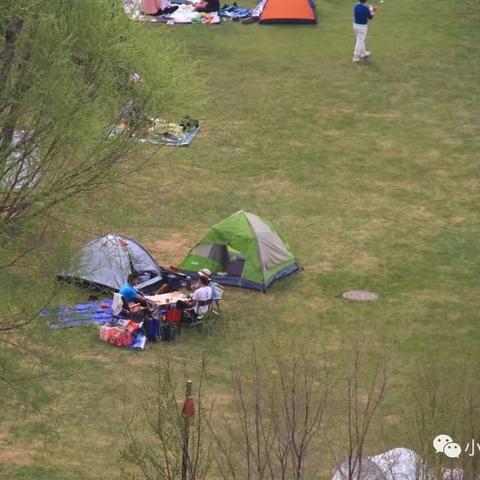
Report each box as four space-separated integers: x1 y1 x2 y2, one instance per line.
0 0 195 227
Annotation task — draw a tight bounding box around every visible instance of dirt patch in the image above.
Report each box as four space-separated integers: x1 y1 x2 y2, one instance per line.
383 414 401 426
323 129 344 139
308 261 335 274
205 393 233 408
350 252 380 272
254 176 296 196
76 353 112 364
0 428 38 466
0 446 35 466
145 233 194 266
450 214 466 225
360 111 403 121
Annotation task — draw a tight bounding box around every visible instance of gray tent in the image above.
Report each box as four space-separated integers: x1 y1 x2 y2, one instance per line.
332 449 434 480
59 234 161 291
332 458 387 480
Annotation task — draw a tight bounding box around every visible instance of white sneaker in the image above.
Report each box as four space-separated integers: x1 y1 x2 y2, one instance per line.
361 51 371 59
352 57 361 63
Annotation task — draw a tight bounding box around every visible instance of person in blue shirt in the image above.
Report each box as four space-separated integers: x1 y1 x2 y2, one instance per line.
352 0 376 63
119 274 147 304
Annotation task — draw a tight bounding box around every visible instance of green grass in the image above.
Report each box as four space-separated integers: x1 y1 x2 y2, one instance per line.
1 0 480 478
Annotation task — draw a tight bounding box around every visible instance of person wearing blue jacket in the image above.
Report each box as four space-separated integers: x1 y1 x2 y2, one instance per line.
352 0 376 63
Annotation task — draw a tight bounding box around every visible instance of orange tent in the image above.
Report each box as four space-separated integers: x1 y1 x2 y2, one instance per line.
259 0 317 24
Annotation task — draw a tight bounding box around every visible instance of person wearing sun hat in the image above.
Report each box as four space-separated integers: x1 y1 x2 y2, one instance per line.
193 268 212 290
197 268 222 305
198 268 212 279
194 267 221 303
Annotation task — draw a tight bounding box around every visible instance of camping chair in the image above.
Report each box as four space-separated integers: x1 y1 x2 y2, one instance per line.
190 298 217 336
188 298 212 325
112 293 124 320
111 293 150 322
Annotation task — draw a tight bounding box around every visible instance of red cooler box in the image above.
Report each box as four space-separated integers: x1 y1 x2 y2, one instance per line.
100 325 133 347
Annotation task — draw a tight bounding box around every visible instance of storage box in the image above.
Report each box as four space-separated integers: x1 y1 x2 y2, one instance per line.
99 325 133 347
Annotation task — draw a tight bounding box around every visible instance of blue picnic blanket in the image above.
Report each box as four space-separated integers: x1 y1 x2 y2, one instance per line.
41 299 113 330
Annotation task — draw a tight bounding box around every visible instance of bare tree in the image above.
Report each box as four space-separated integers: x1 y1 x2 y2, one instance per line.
121 355 211 480
208 341 332 480
330 344 388 480
407 360 480 480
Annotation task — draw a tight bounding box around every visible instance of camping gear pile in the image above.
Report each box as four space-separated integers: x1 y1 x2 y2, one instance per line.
164 6 220 24
219 5 253 20
107 101 200 146
99 319 146 349
123 0 317 24
124 0 220 24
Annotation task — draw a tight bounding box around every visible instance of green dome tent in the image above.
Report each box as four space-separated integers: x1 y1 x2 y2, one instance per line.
180 211 300 291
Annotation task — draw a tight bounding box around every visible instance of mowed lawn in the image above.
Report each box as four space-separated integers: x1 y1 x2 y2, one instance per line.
1 0 479 478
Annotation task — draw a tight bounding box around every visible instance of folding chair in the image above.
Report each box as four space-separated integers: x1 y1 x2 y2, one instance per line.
112 293 124 321
112 292 152 323
189 298 213 327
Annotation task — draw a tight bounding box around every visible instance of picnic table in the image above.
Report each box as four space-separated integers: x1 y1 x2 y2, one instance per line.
144 291 189 308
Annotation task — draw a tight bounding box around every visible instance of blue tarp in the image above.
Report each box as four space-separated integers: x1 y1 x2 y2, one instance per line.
41 299 113 329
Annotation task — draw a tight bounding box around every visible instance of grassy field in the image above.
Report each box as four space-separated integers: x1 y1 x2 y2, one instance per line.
1 0 480 478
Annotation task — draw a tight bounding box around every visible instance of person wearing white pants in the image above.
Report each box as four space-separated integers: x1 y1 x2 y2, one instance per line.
352 0 375 63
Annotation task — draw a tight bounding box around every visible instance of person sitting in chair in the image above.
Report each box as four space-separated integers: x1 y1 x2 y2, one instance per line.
119 274 147 305
189 275 212 317
119 274 157 338
194 268 221 303
119 274 154 321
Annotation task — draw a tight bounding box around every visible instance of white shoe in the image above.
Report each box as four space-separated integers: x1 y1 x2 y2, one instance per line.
352 57 361 63
361 51 371 59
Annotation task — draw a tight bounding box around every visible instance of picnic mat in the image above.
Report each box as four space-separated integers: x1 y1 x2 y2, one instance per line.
123 0 220 24
108 101 200 146
41 299 113 329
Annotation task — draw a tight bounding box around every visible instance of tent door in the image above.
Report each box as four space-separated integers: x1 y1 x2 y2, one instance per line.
226 251 245 277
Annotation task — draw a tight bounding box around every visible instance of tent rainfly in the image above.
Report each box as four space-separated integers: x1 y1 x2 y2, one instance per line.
259 0 317 24
331 448 434 480
59 234 161 291
180 210 300 291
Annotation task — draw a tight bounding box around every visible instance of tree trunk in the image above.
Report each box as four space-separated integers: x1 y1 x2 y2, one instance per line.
0 19 24 153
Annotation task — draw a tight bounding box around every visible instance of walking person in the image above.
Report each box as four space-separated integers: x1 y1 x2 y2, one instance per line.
352 0 376 63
